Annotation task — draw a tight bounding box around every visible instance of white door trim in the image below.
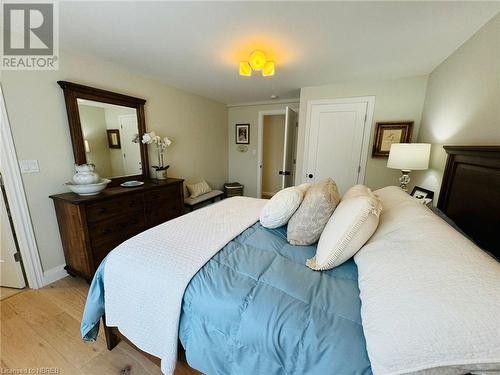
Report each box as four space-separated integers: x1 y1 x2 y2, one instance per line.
302 96 375 185
0 85 44 289
256 109 286 198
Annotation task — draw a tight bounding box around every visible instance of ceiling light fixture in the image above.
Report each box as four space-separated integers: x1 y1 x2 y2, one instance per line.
239 50 275 77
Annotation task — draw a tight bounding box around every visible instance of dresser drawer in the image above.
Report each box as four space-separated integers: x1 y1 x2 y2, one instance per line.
89 210 145 247
146 199 182 227
86 194 143 223
144 184 179 204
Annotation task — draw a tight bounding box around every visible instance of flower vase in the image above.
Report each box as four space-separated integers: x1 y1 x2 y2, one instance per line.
156 169 167 180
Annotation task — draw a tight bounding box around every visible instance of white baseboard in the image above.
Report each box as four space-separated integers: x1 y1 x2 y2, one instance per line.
42 264 67 286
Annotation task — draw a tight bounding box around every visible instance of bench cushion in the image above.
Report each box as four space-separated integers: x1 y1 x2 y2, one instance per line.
184 190 223 206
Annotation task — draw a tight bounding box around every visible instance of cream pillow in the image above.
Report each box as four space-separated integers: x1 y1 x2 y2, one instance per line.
342 184 372 200
287 178 340 245
260 185 310 229
307 190 381 270
186 180 212 198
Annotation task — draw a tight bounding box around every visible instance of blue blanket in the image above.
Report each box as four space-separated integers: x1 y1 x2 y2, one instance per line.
81 223 371 374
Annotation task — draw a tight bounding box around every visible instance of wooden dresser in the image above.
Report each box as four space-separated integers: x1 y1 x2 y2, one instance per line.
50 178 184 281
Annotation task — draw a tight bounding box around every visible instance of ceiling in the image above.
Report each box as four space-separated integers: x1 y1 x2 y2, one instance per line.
60 2 499 105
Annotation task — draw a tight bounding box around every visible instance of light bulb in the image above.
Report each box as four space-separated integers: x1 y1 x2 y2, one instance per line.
262 61 275 77
249 50 266 71
239 61 252 76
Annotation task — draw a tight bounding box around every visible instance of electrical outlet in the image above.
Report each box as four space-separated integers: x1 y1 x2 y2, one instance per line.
19 160 39 174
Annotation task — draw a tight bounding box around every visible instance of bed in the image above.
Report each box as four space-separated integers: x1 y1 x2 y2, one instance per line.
81 145 500 375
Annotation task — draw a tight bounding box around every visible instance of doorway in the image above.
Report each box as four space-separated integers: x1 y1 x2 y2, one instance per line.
0 172 27 299
257 107 299 198
262 114 285 199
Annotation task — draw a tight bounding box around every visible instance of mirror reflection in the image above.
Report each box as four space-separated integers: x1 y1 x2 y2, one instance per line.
77 99 142 179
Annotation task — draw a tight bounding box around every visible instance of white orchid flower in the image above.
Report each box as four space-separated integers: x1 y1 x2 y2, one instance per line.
141 133 153 144
164 137 172 147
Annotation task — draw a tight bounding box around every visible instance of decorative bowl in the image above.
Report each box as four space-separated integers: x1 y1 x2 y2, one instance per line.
66 179 111 196
120 180 144 188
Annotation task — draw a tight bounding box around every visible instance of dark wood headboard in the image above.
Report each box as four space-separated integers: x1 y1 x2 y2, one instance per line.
437 146 500 257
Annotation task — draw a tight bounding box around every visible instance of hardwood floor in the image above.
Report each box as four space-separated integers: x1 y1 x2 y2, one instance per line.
0 287 24 301
0 276 198 375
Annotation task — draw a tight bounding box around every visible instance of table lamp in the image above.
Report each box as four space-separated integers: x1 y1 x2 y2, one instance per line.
387 143 431 191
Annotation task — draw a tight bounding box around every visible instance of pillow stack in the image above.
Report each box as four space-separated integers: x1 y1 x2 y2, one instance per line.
259 180 382 271
306 184 381 270
287 178 340 245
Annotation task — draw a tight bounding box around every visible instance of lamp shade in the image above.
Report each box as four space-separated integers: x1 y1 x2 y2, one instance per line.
387 143 431 171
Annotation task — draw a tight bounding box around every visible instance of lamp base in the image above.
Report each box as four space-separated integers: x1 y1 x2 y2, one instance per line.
399 170 411 192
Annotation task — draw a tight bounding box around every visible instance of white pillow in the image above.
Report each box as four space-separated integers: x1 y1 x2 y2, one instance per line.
307 188 381 270
356 186 500 375
259 185 309 229
186 180 212 198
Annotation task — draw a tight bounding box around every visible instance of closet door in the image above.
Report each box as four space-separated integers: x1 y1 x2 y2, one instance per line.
280 107 298 189
305 101 368 195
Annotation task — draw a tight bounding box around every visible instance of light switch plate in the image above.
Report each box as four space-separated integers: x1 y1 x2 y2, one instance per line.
19 160 39 174
28 159 39 172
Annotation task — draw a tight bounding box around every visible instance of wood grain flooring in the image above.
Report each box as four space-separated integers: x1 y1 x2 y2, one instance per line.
0 276 198 375
0 287 24 301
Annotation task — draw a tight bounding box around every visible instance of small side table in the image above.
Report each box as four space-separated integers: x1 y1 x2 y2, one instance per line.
224 182 244 198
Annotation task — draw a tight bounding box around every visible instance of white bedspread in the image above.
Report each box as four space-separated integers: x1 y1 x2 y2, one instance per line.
104 196 267 374
355 187 500 374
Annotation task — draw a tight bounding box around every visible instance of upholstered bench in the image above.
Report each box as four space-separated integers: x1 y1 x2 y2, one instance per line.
184 190 224 211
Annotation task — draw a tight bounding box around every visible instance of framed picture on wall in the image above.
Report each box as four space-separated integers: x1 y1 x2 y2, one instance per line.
107 129 121 149
372 121 413 157
235 124 250 144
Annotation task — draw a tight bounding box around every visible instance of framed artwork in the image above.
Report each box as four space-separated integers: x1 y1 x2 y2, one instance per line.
107 129 121 149
411 186 434 204
372 121 413 157
235 124 250 144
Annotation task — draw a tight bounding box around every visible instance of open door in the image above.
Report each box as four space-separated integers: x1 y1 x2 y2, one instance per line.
280 107 298 189
0 174 26 289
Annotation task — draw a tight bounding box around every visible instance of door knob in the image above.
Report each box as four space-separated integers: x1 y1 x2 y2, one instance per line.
307 174 314 178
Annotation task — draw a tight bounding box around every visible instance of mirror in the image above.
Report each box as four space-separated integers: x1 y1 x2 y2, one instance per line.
77 99 142 178
58 81 149 183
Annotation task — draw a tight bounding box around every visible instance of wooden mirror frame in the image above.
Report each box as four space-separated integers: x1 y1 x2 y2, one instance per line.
57 81 149 185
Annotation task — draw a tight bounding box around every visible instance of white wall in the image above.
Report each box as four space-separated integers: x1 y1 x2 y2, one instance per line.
1 50 227 272
228 102 299 197
297 76 428 190
414 14 500 197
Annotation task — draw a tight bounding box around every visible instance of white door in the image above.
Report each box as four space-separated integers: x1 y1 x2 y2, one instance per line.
0 176 26 288
119 115 142 176
305 102 368 195
281 107 298 189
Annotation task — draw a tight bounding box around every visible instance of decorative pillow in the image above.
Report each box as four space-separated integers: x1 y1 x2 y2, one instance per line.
287 178 340 245
259 185 309 229
341 184 372 201
186 180 212 198
306 190 382 270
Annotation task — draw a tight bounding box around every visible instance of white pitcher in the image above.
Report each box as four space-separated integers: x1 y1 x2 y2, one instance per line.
72 164 100 185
